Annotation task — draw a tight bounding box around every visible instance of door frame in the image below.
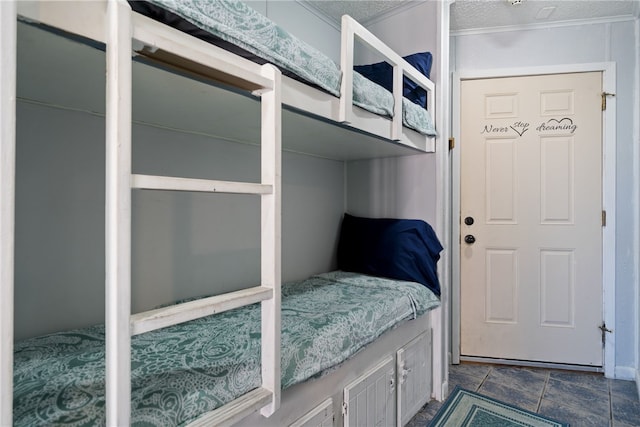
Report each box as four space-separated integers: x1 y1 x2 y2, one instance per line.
451 63 616 378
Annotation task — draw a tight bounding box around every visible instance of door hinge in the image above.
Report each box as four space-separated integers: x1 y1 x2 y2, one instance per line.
601 92 615 111
342 401 348 417
599 322 613 347
602 210 606 227
449 137 455 150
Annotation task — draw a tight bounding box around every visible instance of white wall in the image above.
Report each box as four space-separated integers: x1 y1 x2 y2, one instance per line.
452 19 639 378
14 101 344 340
635 17 640 392
248 0 341 63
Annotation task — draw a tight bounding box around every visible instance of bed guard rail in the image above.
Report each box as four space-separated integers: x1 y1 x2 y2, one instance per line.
339 14 436 142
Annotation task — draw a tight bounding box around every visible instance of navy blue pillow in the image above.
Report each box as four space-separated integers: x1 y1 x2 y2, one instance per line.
354 52 433 108
337 213 443 296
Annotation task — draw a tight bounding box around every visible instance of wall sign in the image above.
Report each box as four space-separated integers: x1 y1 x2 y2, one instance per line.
480 118 578 137
481 121 529 137
536 117 577 134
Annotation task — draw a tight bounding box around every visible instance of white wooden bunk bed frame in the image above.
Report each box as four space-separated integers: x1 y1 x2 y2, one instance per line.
0 1 442 425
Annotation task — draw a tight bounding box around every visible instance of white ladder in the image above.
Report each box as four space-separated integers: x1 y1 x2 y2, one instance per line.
105 1 281 425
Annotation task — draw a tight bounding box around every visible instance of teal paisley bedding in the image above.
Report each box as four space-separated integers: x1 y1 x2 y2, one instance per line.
14 271 439 426
134 0 436 136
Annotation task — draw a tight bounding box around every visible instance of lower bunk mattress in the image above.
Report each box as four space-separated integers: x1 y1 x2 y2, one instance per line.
13 271 440 426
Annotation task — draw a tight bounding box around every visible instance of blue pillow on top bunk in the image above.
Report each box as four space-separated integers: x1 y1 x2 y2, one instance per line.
354 52 432 108
337 213 443 296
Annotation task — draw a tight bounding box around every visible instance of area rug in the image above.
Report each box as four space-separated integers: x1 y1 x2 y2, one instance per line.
428 387 569 427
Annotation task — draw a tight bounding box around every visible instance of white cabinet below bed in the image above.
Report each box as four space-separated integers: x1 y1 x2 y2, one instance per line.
343 355 396 427
397 331 432 426
341 330 432 427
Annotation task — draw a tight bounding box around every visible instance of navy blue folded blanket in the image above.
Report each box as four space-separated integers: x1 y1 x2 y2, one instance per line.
337 213 443 296
354 52 433 108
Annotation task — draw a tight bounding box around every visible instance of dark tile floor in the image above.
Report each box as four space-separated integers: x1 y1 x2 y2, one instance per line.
408 363 640 427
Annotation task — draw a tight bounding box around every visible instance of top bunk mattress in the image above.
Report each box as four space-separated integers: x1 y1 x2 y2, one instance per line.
129 0 436 137
14 272 440 426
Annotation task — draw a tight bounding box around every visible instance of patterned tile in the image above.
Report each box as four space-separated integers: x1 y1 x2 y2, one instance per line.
542 378 611 417
538 399 611 427
449 374 482 393
407 364 637 427
405 408 431 427
611 394 640 426
449 363 492 393
486 365 548 397
478 379 541 412
610 379 639 402
423 399 444 418
406 400 442 426
549 369 610 393
449 362 491 380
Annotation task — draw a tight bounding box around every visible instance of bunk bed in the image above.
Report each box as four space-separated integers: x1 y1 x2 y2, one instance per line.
0 0 444 425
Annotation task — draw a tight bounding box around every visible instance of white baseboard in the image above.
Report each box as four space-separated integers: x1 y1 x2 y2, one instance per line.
440 380 449 402
636 370 640 402
614 366 636 381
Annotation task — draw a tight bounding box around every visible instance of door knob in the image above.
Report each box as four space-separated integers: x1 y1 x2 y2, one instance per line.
464 234 476 244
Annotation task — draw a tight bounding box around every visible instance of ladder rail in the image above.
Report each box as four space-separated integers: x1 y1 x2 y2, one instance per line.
259 63 282 417
0 1 17 425
105 1 133 425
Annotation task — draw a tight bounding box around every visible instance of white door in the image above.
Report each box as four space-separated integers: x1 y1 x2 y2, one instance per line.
460 72 603 367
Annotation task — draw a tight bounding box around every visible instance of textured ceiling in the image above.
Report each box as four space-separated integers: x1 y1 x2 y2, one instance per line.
451 0 639 32
304 0 640 31
305 1 408 25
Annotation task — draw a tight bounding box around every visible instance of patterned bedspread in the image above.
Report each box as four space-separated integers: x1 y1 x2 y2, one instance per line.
14 272 439 426
137 0 436 136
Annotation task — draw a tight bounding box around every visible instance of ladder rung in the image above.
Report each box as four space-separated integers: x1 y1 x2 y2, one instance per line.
186 387 272 427
130 286 273 336
131 174 272 195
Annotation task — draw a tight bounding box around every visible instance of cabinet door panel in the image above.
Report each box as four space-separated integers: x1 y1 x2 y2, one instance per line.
397 331 431 426
344 356 395 427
